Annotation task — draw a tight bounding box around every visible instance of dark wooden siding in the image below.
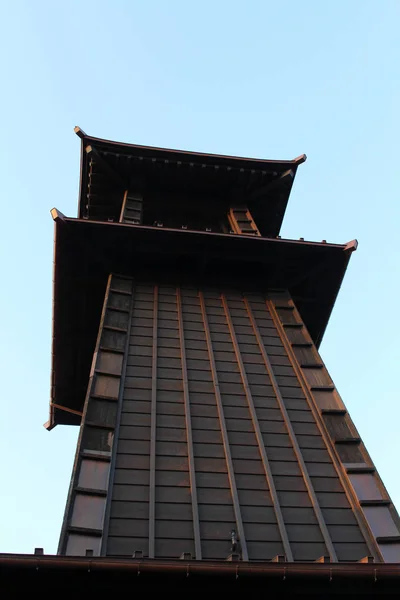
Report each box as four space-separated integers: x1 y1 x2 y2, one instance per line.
102 283 377 562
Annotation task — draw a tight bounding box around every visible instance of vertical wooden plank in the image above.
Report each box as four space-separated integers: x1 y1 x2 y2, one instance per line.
148 285 158 558
267 297 382 563
221 294 293 562
176 287 202 560
262 299 340 561
100 277 134 555
198 291 249 561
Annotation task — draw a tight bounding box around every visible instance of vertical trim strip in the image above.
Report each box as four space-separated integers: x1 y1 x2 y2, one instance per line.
268 298 382 563
148 285 158 558
176 287 202 560
100 277 134 555
58 275 113 554
221 294 293 561
119 190 128 222
245 297 337 562
199 291 249 561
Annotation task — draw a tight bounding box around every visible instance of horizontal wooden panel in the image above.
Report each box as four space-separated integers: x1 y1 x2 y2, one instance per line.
114 469 148 485
220 393 248 407
188 380 214 394
157 379 183 392
233 459 265 476
269 355 291 366
126 365 151 378
195 508 237 530
82 427 114 453
246 541 285 560
157 367 182 381
311 477 344 493
130 326 153 338
115 455 150 470
155 486 191 503
262 433 293 448
281 507 319 525
273 476 307 492
125 377 152 390
156 427 187 442
235 473 268 490
199 521 237 541
246 372 271 386
196 472 230 489
117 439 150 455
186 358 211 371
197 487 232 504
155 503 193 521
93 374 120 399
119 425 151 441
240 505 277 523
186 348 209 361
301 448 332 463
158 356 181 370
191 415 220 431
291 422 320 436
155 520 194 540
190 403 218 418
155 401 185 416
105 309 129 330
156 471 190 487
127 355 152 368
124 388 152 401
277 491 313 508
120 412 151 427
194 457 227 473
305 462 337 477
224 418 254 433
315 492 351 508
249 384 275 397
158 336 180 348
266 447 298 461
258 420 287 435
295 435 326 449
155 390 185 403
71 494 106 531
110 501 149 520
106 536 148 556
227 430 257 446
334 542 371 561
156 441 188 456
327 524 366 543
157 414 186 429
290 542 328 561
286 409 315 423
269 461 302 477
192 429 222 444
86 398 117 428
108 518 148 538
238 489 273 507
113 484 149 502
156 456 189 471
245 523 282 542
229 445 261 461
193 442 225 458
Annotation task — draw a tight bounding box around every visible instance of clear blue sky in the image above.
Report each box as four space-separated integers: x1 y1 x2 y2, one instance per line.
1 0 399 554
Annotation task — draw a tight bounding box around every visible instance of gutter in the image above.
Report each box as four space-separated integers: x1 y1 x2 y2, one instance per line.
1 555 399 581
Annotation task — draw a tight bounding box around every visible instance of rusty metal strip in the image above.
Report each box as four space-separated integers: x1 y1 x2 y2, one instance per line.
148 285 158 558
199 291 249 561
221 294 293 562
100 277 135 556
245 297 337 562
267 298 382 563
176 287 202 560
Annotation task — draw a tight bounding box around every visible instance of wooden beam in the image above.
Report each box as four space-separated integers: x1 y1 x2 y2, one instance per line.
247 169 294 203
74 126 87 139
85 145 126 188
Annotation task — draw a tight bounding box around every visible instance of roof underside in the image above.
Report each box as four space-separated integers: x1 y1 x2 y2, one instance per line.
77 130 305 237
49 217 354 427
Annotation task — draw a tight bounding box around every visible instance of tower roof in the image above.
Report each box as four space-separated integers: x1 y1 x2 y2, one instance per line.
74 127 306 237
48 212 356 428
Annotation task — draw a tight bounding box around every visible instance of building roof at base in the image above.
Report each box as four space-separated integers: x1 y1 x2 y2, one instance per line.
1 554 399 594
